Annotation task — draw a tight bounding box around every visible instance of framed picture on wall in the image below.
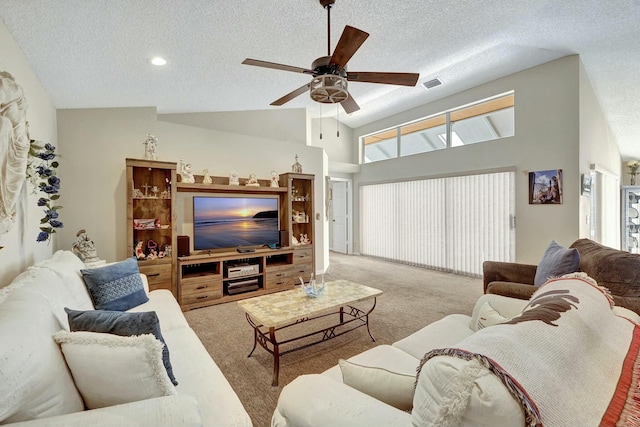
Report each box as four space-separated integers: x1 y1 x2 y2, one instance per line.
581 174 592 195
529 169 563 204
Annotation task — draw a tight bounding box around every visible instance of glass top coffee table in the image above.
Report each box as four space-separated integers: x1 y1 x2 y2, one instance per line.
237 279 382 386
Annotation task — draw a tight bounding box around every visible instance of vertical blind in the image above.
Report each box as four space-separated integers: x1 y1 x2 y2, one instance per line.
360 171 515 276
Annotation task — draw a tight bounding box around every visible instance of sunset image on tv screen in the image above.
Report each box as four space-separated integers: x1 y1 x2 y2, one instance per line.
193 197 279 250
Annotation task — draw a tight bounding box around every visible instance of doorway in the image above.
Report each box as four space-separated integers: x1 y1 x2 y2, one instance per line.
329 178 352 254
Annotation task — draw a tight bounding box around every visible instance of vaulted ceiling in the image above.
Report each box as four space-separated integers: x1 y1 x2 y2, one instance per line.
1 0 639 159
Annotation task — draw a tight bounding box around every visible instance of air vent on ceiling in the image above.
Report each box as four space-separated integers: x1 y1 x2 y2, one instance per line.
423 78 442 90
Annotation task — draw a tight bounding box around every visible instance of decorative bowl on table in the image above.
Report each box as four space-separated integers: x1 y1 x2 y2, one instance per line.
301 277 325 298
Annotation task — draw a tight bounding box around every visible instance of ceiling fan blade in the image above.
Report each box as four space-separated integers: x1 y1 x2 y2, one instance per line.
329 26 369 69
242 58 313 74
270 83 311 106
341 93 360 114
347 72 420 87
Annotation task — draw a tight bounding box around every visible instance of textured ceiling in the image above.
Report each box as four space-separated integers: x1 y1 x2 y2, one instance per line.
1 0 639 159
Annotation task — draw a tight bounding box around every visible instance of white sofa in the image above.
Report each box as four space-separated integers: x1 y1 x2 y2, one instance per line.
0 250 252 427
272 289 640 427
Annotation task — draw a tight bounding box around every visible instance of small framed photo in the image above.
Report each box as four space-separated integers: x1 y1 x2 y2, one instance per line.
529 169 563 204
581 174 592 195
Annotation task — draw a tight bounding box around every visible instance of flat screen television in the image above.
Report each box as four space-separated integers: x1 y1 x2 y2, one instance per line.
193 195 279 250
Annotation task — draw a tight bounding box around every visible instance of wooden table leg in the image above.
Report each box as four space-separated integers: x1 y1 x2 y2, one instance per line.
270 327 279 387
339 306 344 324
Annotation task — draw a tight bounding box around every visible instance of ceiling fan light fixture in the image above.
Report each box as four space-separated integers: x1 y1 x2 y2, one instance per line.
310 75 348 104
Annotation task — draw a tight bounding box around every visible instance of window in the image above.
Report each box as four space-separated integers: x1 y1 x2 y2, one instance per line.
362 93 514 163
360 171 515 276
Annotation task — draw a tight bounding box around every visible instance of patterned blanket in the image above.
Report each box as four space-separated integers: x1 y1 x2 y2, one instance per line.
421 275 640 427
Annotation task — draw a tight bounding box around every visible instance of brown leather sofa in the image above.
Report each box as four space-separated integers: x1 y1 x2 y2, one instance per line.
483 238 640 314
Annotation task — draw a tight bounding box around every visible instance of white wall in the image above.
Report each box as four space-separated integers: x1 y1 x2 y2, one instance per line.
0 19 57 287
578 61 621 239
56 107 329 273
309 117 357 177
352 56 589 264
159 108 308 144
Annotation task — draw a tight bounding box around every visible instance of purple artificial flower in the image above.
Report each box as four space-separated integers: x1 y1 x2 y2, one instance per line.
37 198 48 206
37 231 50 242
42 185 59 194
37 152 55 161
45 210 59 219
44 143 56 151
49 220 63 228
48 176 60 187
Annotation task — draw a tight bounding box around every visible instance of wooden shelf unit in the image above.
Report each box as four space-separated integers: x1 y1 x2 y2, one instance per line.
126 158 178 296
173 171 315 310
178 246 313 310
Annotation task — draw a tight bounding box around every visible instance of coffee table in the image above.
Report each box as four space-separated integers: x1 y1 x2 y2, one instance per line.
237 279 382 386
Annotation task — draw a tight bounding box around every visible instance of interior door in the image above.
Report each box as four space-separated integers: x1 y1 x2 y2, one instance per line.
331 181 348 253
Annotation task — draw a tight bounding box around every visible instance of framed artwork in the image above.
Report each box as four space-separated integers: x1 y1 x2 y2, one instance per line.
529 169 563 204
581 174 592 195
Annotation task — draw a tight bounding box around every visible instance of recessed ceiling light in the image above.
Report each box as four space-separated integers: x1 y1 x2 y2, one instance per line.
151 57 167 66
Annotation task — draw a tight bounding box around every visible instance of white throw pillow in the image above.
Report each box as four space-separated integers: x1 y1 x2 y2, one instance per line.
53 331 176 409
412 355 524 427
475 301 511 330
339 359 415 411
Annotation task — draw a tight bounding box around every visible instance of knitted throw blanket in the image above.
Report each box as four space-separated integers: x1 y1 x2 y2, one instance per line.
421 275 640 427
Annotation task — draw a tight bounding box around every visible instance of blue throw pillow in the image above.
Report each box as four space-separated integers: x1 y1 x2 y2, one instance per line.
81 257 148 311
65 308 177 385
534 240 581 286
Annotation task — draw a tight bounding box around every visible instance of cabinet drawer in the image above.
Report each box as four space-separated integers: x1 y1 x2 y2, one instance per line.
181 289 223 306
266 277 295 290
139 264 173 287
266 269 295 285
291 263 313 278
181 279 222 297
293 248 313 264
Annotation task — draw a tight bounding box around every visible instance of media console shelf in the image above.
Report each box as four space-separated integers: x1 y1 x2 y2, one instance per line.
173 171 315 310
178 247 313 311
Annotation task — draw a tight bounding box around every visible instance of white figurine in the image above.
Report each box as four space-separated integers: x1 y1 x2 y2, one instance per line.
292 155 303 173
229 171 239 186
245 173 260 187
270 170 279 188
202 169 212 184
143 133 158 160
179 159 195 183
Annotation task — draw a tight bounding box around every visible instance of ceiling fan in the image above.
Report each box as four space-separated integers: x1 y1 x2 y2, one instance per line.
242 0 420 114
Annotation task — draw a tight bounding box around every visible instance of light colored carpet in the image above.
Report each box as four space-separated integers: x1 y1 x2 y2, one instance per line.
184 252 483 427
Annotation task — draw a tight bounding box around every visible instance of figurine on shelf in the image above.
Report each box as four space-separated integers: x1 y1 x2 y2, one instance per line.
270 170 279 188
143 133 158 161
202 169 213 184
229 171 239 186
147 239 159 259
179 159 195 183
299 234 310 245
291 234 299 246
132 188 144 198
162 243 172 258
135 240 146 259
245 173 260 187
292 155 303 173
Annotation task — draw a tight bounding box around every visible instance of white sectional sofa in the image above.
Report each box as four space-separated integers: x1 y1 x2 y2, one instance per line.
0 250 252 427
272 281 640 427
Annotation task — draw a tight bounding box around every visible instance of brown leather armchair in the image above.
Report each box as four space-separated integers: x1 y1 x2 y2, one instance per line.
483 238 640 314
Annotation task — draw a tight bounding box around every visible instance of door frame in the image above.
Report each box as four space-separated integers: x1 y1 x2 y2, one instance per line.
328 177 353 254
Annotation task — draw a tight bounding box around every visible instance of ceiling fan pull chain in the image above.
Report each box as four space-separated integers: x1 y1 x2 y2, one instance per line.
326 2 331 56
320 104 323 140
336 104 340 137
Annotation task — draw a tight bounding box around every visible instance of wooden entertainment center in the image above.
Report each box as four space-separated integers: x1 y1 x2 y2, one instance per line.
125 158 315 310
